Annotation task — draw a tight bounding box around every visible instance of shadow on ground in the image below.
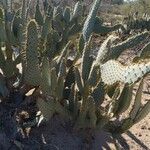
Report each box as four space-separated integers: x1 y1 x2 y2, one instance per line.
0 115 149 150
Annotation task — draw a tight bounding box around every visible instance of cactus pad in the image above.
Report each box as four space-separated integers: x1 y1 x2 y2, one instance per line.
24 20 41 86
101 60 150 85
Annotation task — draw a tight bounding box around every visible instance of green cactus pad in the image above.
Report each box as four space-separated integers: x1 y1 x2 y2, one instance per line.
82 0 101 42
95 35 115 65
63 7 71 24
75 67 84 93
91 81 105 105
41 57 51 95
35 1 43 26
71 1 83 20
81 37 94 83
134 101 150 124
101 60 150 85
108 31 149 60
24 20 41 86
116 84 133 115
37 97 55 120
130 79 144 119
139 42 150 59
0 8 6 42
0 74 9 97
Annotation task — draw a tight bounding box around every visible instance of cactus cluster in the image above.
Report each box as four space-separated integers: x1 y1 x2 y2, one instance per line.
124 13 150 33
0 0 150 143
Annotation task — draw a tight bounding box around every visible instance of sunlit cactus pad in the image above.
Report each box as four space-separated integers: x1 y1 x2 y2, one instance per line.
101 60 150 85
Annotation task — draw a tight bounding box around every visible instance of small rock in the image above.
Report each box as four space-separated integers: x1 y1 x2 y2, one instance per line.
141 125 147 130
138 134 142 137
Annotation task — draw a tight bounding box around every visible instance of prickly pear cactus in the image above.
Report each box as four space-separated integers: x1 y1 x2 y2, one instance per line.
0 44 5 70
0 0 149 141
41 57 51 95
108 31 149 60
100 60 150 85
0 7 6 42
0 74 9 97
124 13 150 32
24 20 41 86
71 1 83 21
95 35 116 64
82 0 101 42
35 0 43 26
63 7 71 24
